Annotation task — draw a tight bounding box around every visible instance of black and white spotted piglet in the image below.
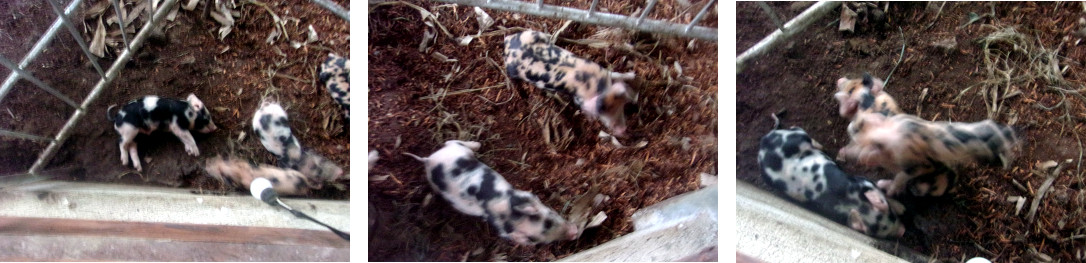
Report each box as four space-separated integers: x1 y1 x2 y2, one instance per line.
251 100 345 182
503 30 635 136
758 119 905 238
108 94 218 172
319 53 349 120
404 140 579 245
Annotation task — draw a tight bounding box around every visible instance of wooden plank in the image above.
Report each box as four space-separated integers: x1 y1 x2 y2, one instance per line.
0 234 349 261
0 216 348 248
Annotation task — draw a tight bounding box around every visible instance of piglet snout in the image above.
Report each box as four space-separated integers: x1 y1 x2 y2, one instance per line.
201 123 218 133
565 224 580 240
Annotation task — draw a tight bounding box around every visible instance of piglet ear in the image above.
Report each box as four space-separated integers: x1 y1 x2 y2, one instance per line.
515 203 541 215
863 73 886 94
187 93 205 110
848 209 869 234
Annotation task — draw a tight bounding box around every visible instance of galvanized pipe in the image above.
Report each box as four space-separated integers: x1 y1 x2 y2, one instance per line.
685 0 716 33
434 0 717 41
0 129 55 143
0 0 83 104
0 55 80 108
756 1 785 31
110 0 132 50
636 0 657 26
29 0 181 175
737 1 839 73
47 0 106 79
587 0 599 17
309 0 349 21
682 0 716 33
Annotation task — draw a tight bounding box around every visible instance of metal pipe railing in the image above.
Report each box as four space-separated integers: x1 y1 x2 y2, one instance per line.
587 0 599 17
28 0 182 175
737 1 839 73
110 0 132 51
0 0 83 104
435 0 717 41
47 0 106 79
310 0 349 21
0 55 80 108
0 129 55 143
685 0 716 34
635 0 658 26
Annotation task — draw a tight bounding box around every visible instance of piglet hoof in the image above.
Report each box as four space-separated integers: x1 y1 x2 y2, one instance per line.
876 179 893 190
186 145 200 156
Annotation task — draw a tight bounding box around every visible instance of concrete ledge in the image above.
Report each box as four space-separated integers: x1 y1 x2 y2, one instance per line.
0 181 349 232
559 185 718 262
736 181 907 263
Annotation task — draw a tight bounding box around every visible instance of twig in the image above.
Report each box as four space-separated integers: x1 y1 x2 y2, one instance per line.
884 26 906 87
419 85 503 100
924 1 947 31
1027 164 1063 223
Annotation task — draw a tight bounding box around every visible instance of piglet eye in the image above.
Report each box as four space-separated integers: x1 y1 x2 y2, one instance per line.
544 219 553 229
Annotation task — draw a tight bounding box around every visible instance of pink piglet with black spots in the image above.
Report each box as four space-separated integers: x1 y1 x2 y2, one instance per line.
404 140 579 245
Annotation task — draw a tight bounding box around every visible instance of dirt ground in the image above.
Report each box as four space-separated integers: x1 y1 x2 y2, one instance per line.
739 2 1086 262
0 0 350 200
368 0 717 261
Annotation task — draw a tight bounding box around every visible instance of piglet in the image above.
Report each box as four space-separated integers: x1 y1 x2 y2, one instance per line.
503 30 635 136
108 94 218 172
839 112 1019 196
758 115 905 238
204 155 315 195
251 99 345 182
319 53 350 120
833 73 902 138
404 140 579 245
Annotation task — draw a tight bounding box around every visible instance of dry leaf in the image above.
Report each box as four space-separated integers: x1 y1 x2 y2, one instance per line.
306 24 319 44
473 7 494 33
90 17 107 57
586 212 607 228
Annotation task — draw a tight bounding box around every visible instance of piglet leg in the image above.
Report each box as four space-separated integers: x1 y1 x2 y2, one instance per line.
169 123 200 156
128 142 142 172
